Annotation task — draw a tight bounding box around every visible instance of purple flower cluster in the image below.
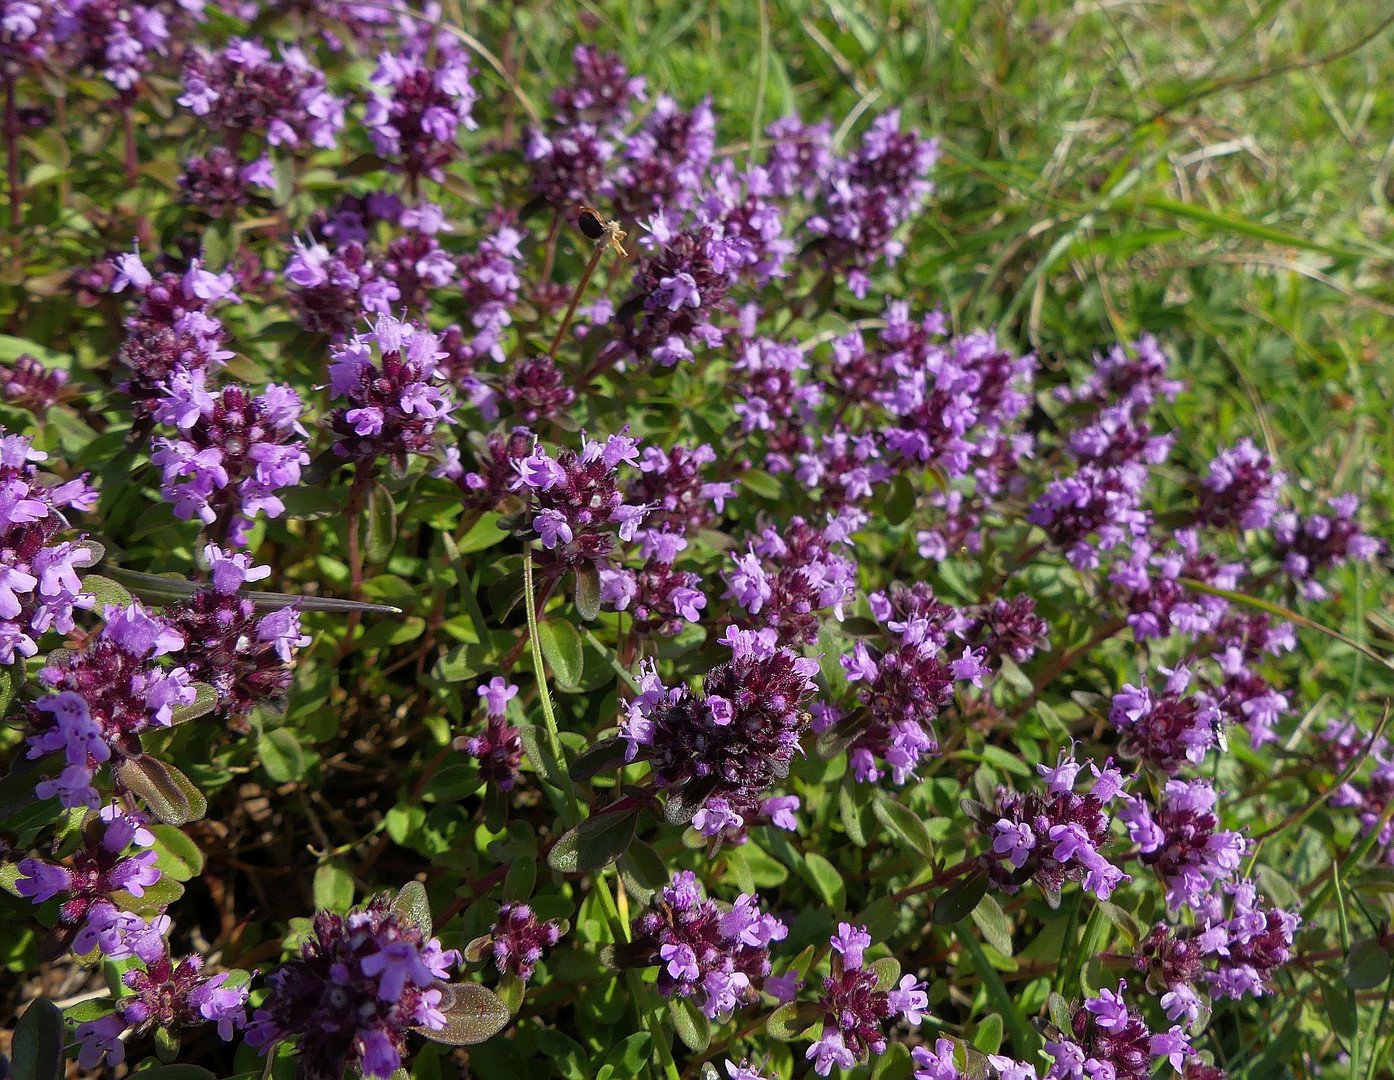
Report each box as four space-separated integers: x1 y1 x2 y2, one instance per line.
603 94 716 221
509 431 650 570
246 893 461 1080
603 222 734 370
620 626 818 835
1137 879 1299 1022
524 46 643 208
1323 720 1394 864
1271 493 1381 600
15 807 165 961
804 112 939 298
841 590 988 785
0 352 70 413
54 0 200 92
731 334 823 473
365 46 477 183
1043 982 1190 1079
725 513 858 646
151 380 309 543
24 602 194 809
1108 666 1224 775
286 236 402 337
178 37 343 169
629 871 785 1019
1120 779 1246 910
980 748 1131 902
328 314 454 471
165 545 309 727
76 949 249 1067
0 429 98 663
482 901 562 980
1197 438 1284 531
110 250 239 432
806 923 927 1075
456 676 524 791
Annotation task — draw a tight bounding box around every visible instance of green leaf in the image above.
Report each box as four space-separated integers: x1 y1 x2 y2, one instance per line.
503 858 536 903
1321 978 1357 1039
972 1014 1004 1055
671 996 711 1052
547 806 640 873
604 1033 653 1074
537 618 584 692
740 469 783 500
151 824 205 882
313 859 356 913
885 473 916 525
392 881 434 935
366 482 398 564
765 1001 822 1040
12 998 63 1080
933 872 989 925
958 929 1041 1059
873 795 934 858
260 727 307 783
169 682 218 726
419 982 510 1045
423 763 483 803
115 757 207 826
1345 938 1391 990
570 737 629 782
839 781 869 846
496 972 525 1014
870 956 901 992
0 665 16 720
80 573 132 609
574 566 601 622
802 851 846 910
970 893 1014 957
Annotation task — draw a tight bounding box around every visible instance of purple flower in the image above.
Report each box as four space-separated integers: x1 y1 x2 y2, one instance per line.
328 315 453 471
365 46 477 182
1108 666 1225 774
725 515 857 646
619 627 816 834
1120 779 1246 910
978 749 1130 903
1271 494 1382 600
804 111 939 293
627 872 784 1019
1044 981 1191 1080
1198 438 1284 531
477 677 518 718
805 924 919 1074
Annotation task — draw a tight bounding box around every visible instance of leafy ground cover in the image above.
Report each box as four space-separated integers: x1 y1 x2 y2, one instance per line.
3 2 1394 1079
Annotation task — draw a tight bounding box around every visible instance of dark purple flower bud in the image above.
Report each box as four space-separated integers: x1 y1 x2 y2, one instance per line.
245 893 460 1080
483 902 562 980
0 353 69 413
619 626 818 833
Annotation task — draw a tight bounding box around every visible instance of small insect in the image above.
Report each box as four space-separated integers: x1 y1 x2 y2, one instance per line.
577 205 628 257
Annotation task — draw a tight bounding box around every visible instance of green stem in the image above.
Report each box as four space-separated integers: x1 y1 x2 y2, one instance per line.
521 545 681 1080
523 544 580 824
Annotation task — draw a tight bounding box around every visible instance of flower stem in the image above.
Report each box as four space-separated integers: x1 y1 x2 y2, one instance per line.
4 76 20 234
547 241 606 361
